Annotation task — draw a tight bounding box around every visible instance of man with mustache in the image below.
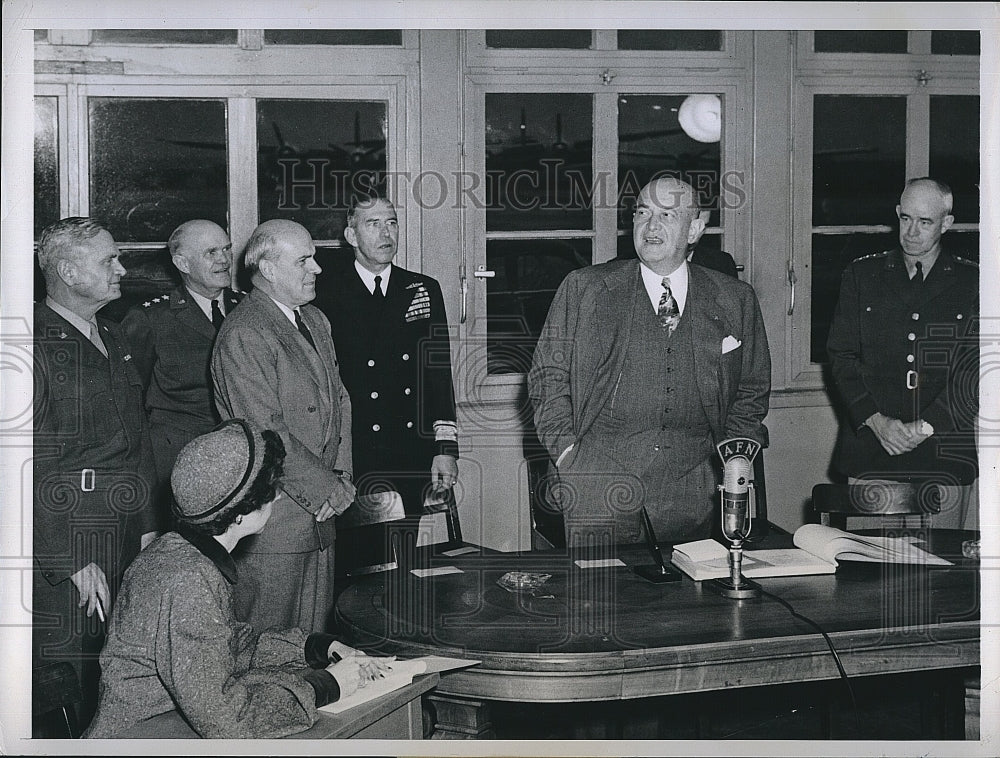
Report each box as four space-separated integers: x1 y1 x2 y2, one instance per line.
33 217 159 733
529 177 771 547
212 219 355 631
122 220 242 528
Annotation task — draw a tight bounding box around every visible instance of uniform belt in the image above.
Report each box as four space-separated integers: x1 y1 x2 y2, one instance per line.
906 370 918 390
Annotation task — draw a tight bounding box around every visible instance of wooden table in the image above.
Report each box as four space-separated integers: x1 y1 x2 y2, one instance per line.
335 530 980 739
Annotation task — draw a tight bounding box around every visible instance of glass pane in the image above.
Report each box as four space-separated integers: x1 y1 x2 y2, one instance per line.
485 30 591 49
89 98 228 242
34 29 48 42
930 95 979 224
256 100 387 240
617 30 722 51
812 95 905 226
486 93 593 232
92 29 237 44
814 31 908 54
931 31 979 55
34 96 59 237
810 231 897 364
946 230 979 262
618 94 723 229
265 30 402 45
487 238 591 375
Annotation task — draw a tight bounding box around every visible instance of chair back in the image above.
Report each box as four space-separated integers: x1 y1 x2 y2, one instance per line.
812 482 941 528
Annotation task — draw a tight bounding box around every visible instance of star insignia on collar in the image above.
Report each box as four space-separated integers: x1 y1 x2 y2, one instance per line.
59 332 67 339
143 301 151 307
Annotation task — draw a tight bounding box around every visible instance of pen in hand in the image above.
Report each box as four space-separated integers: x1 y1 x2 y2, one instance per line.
96 596 106 623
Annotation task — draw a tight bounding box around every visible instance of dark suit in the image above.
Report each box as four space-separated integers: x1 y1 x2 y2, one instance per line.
33 302 157 723
121 285 242 524
313 253 457 513
211 288 352 631
827 249 978 484
689 246 739 279
529 260 770 545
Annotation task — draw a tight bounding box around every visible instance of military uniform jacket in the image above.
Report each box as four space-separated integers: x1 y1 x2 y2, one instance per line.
827 248 979 483
121 285 242 435
33 303 158 592
313 255 458 499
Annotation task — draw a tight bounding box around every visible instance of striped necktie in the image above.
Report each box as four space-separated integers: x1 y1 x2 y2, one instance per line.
657 277 680 335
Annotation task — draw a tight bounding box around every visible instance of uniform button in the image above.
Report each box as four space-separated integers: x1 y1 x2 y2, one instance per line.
367 359 375 367
372 424 381 432
307 405 316 412
404 388 411 395
402 353 410 361
907 354 914 363
866 306 872 312
957 313 963 320
908 333 916 341
406 421 414 429
653 445 661 452
370 391 379 399
912 313 919 320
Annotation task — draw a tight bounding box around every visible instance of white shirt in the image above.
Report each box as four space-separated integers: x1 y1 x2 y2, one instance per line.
267 295 298 327
354 260 392 295
187 287 224 322
639 260 689 315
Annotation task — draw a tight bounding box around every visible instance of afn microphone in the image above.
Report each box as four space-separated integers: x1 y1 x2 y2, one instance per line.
712 437 762 599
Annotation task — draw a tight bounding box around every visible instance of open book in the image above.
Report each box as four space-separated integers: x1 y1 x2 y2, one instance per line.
319 656 479 714
671 524 952 581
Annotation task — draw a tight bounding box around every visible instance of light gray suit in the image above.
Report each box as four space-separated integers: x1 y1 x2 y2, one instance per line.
212 287 352 631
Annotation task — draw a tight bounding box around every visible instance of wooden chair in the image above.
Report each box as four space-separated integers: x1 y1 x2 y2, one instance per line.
32 662 84 738
812 481 940 530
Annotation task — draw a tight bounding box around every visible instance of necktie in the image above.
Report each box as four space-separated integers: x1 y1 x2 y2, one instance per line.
372 275 384 302
909 261 923 296
210 298 224 331
657 277 680 335
89 321 108 358
294 309 317 352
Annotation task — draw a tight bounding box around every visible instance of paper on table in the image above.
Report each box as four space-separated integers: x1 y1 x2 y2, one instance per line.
410 565 464 578
415 655 482 675
441 545 478 557
574 558 626 569
320 659 428 714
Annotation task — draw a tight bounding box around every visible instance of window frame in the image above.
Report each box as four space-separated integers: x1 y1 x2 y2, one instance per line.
788 52 979 388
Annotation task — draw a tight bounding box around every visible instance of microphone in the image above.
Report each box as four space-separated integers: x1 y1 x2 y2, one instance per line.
712 438 762 599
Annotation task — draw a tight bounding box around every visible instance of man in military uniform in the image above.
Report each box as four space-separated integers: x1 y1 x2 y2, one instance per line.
827 177 979 528
313 195 458 566
121 220 242 525
33 217 159 732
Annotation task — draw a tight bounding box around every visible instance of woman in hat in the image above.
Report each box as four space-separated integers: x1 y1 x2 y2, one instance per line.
85 418 385 739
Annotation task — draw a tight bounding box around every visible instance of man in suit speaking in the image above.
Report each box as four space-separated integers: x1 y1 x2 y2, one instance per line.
212 219 355 631
529 177 770 547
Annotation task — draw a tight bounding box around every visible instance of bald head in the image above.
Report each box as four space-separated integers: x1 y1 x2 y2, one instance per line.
244 220 321 308
896 177 954 263
169 220 232 298
632 177 705 275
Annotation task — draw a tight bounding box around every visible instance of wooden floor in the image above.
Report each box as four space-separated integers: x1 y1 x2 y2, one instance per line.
485 669 968 740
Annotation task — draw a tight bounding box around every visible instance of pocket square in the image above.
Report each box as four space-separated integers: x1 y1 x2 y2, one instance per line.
721 335 742 354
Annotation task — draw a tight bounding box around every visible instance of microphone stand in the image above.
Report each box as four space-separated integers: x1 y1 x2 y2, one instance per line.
711 481 762 600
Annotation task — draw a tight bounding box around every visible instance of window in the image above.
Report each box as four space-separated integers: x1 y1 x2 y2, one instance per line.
264 30 402 46
791 31 979 382
34 96 59 236
485 30 592 49
91 29 238 44
617 30 722 51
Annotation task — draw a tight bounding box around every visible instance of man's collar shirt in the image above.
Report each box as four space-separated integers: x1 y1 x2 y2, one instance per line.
639 260 689 315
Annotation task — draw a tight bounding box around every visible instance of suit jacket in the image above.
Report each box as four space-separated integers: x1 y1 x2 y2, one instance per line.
313 253 457 505
121 285 242 435
211 288 352 552
689 246 739 279
33 303 157 664
827 248 978 483
529 259 770 475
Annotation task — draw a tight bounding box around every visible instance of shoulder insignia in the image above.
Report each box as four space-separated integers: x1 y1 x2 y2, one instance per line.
162 293 169 300
143 301 151 308
144 292 172 307
853 251 889 263
952 255 979 268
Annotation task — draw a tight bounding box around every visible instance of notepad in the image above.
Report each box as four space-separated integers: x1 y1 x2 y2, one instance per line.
320 659 428 714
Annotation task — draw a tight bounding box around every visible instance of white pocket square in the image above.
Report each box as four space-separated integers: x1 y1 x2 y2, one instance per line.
721 335 742 354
